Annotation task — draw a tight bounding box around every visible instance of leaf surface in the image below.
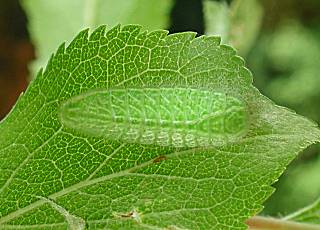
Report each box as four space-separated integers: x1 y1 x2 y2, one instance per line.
0 25 319 229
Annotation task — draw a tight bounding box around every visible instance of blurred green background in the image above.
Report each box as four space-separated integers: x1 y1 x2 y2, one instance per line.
0 0 319 218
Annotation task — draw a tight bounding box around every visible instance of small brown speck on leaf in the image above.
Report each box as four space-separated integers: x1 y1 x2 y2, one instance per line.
153 155 167 163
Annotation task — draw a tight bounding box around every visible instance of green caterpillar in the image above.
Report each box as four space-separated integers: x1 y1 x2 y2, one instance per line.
59 88 248 147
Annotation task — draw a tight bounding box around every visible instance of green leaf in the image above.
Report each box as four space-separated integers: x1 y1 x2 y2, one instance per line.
203 0 263 56
0 25 319 229
284 198 320 225
247 21 320 218
21 0 173 77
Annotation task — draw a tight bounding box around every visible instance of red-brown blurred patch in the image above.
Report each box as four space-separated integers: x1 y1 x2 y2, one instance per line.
0 38 33 119
0 0 34 120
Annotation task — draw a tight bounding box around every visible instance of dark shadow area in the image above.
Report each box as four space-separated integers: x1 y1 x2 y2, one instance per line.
169 0 204 35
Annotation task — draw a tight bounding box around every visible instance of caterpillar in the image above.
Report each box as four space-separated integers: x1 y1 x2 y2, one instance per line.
59 88 248 147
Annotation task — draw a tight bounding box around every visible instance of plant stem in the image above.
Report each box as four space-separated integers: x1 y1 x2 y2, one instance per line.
246 216 320 230
282 198 320 221
84 0 97 28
